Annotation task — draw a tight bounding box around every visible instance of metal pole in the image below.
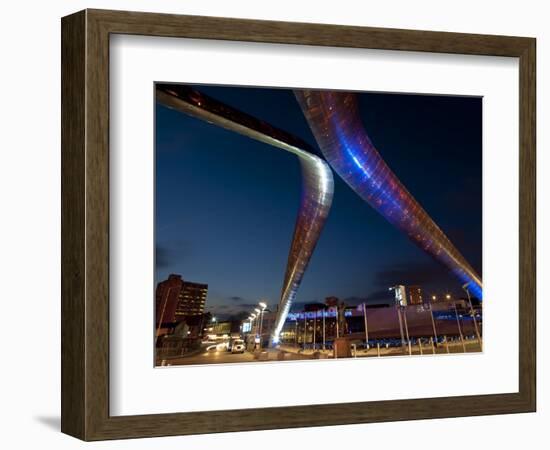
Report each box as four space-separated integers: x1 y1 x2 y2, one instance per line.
303 314 307 350
429 303 438 347
403 307 412 355
258 310 264 349
363 302 369 352
295 319 298 347
322 310 326 350
313 312 317 350
335 308 339 339
396 305 406 351
454 302 467 352
156 287 172 341
465 288 482 351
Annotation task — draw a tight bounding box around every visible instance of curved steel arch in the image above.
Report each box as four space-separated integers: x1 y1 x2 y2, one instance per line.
295 90 483 299
156 85 334 344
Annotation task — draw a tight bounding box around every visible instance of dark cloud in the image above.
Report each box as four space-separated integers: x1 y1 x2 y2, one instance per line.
208 303 260 321
363 289 394 303
372 261 448 288
155 245 172 269
237 303 260 310
343 296 368 306
228 296 246 302
155 241 192 269
226 311 250 322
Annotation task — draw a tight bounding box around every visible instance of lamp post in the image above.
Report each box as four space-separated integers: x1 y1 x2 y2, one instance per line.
250 313 256 349
257 302 267 349
254 308 261 340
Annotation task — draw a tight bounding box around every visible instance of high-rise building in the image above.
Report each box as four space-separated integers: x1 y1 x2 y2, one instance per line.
406 285 423 305
155 274 208 327
175 280 208 318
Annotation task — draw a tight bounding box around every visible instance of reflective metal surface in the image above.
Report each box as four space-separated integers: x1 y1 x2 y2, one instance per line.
295 90 483 299
156 85 334 344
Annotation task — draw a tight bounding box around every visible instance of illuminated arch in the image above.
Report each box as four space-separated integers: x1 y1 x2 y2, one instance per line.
295 90 482 299
156 85 334 344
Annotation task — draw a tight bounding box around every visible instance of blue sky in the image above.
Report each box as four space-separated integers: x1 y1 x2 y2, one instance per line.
155 86 482 319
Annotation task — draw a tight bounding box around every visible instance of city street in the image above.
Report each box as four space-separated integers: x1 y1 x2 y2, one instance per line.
161 347 256 366
158 338 483 366
160 344 319 366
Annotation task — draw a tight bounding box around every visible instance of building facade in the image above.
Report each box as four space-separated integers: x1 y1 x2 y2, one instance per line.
155 274 208 327
406 285 423 305
175 280 208 318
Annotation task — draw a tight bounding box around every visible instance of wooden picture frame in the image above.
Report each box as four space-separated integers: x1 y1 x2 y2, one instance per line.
61 8 536 441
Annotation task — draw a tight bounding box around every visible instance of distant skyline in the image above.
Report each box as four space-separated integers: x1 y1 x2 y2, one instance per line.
155 85 482 319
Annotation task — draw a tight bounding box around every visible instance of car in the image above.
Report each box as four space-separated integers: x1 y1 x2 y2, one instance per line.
231 339 245 353
216 341 229 351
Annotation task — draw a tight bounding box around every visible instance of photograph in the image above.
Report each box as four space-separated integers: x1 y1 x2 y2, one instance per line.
154 83 483 367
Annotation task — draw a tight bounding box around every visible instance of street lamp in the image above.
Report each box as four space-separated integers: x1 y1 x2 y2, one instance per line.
445 294 451 300
257 301 267 349
248 313 257 349
253 308 261 339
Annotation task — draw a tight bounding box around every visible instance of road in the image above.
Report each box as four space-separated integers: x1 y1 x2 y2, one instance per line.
160 339 482 366
161 347 256 366
160 345 316 366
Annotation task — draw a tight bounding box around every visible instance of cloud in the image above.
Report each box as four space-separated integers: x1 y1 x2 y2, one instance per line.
155 245 172 269
208 302 260 320
237 303 260 310
155 241 193 269
372 261 448 288
363 289 394 303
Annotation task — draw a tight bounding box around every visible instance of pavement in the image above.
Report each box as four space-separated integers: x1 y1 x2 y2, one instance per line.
279 340 482 358
159 339 482 366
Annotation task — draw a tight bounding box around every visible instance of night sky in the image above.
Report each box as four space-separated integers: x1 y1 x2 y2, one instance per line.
155 85 482 320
